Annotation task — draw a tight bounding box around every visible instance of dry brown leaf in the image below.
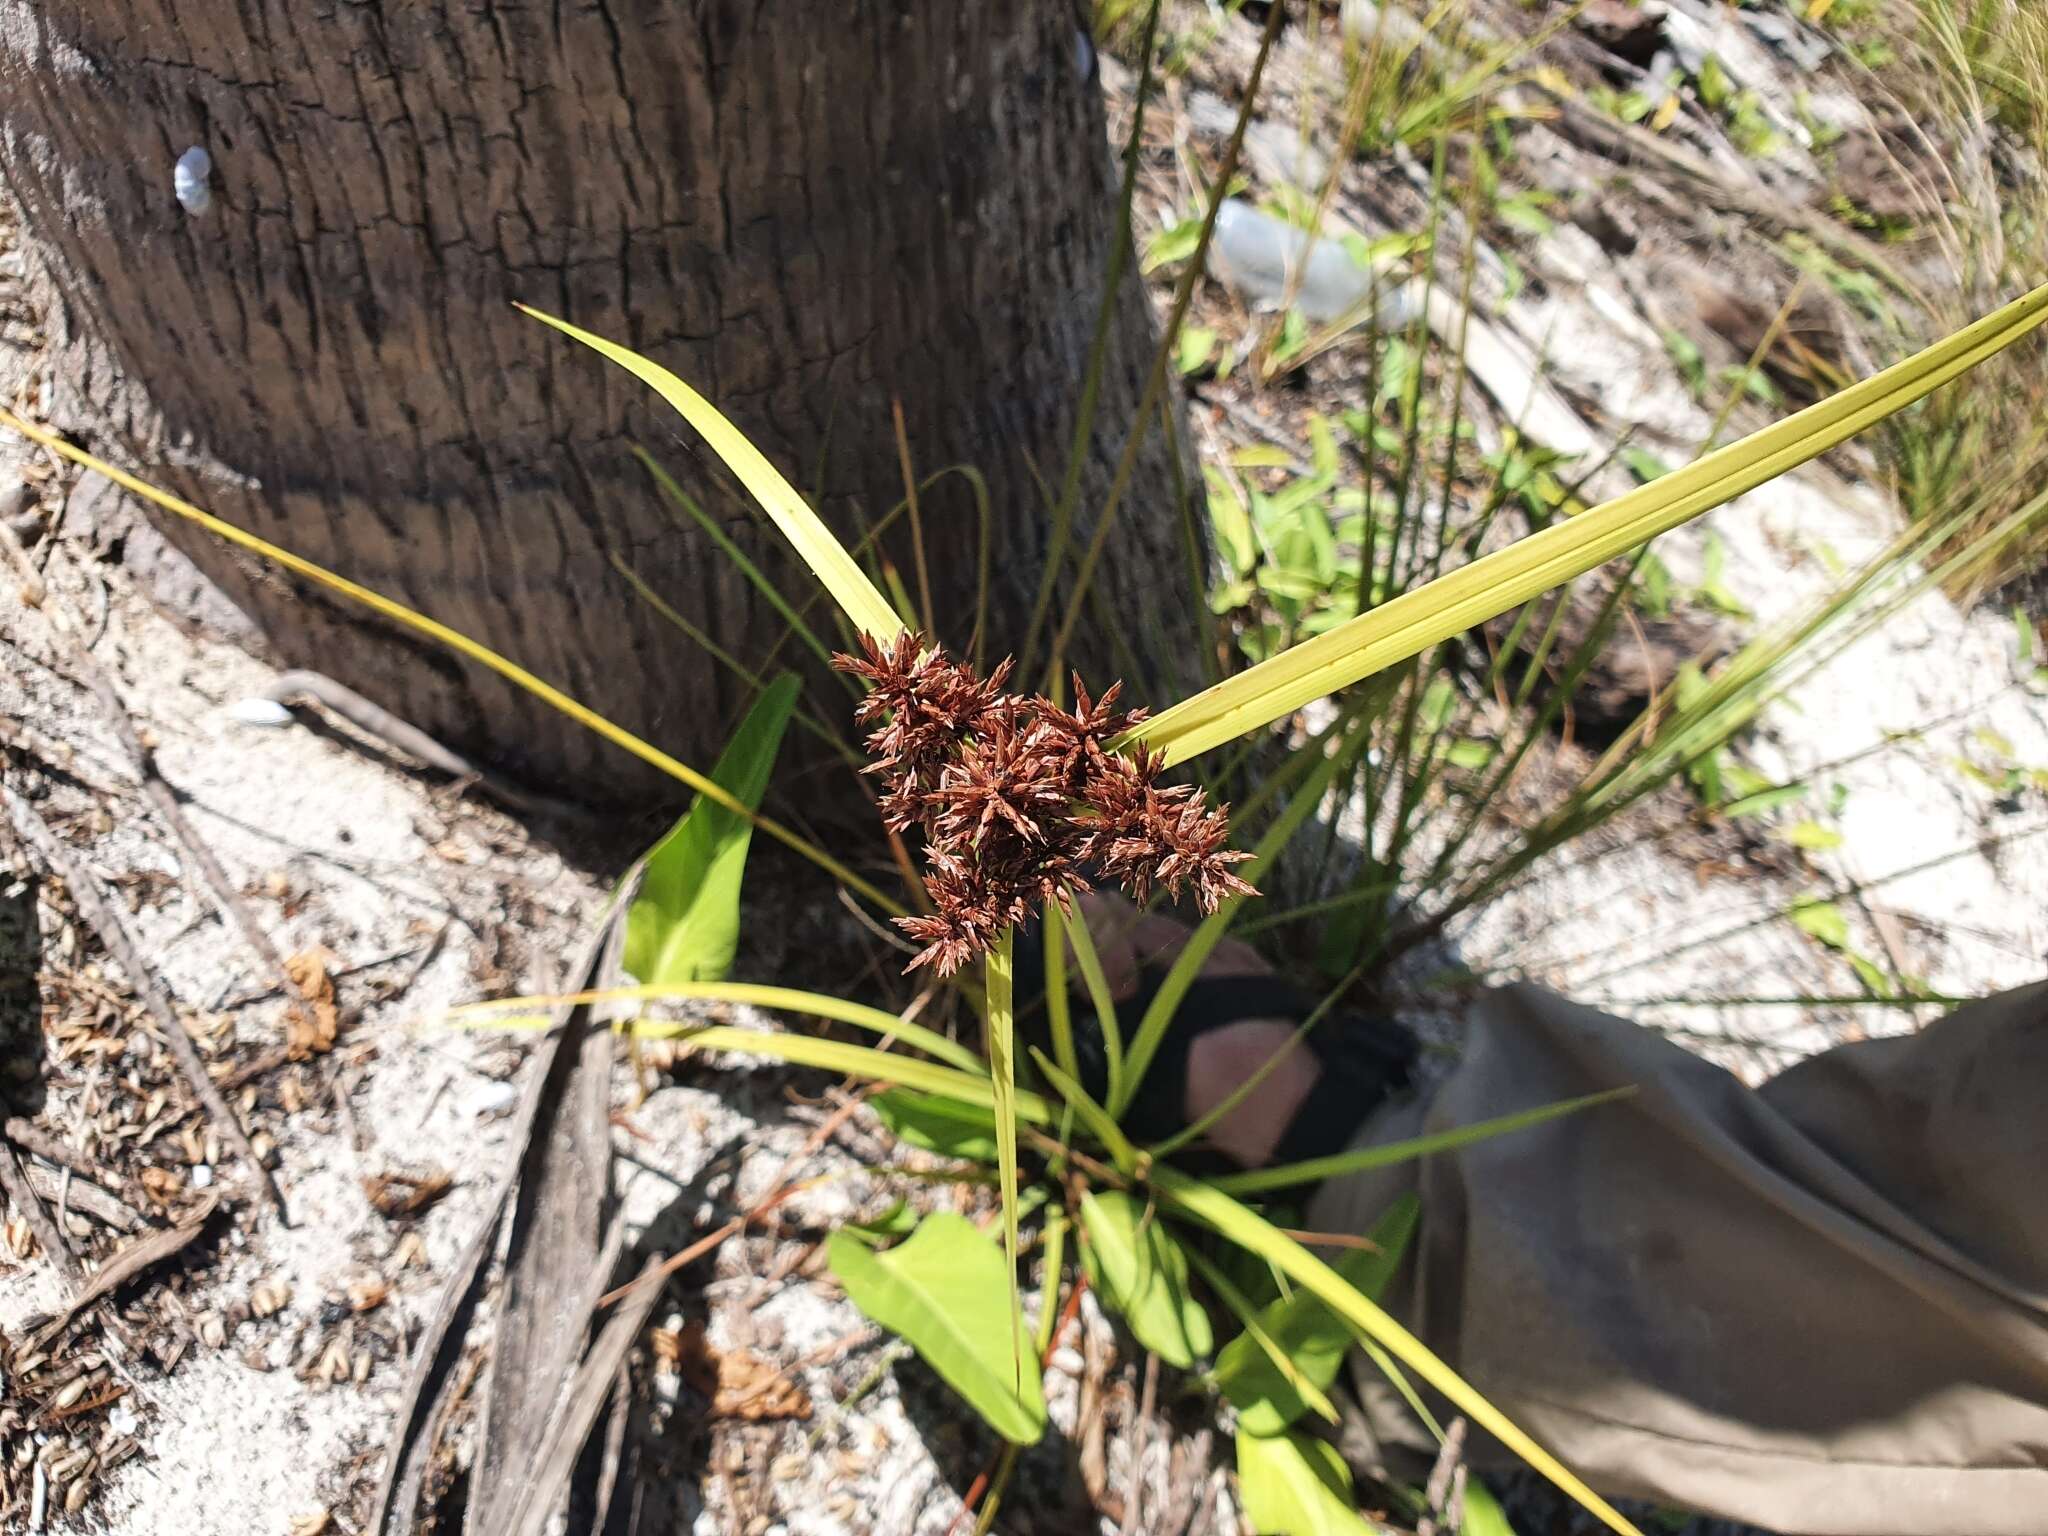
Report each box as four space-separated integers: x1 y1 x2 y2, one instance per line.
287 1513 331 1536
138 1166 184 1203
672 1320 812 1421
283 945 341 1061
344 1274 389 1314
361 1167 452 1219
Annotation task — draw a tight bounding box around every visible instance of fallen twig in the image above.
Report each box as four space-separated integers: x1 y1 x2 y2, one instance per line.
263 669 587 821
23 1163 145 1234
368 926 614 1536
0 1136 82 1293
28 1194 219 1350
5 795 290 1224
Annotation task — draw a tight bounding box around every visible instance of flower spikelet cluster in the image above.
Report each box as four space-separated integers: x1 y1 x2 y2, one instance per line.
834 633 1256 974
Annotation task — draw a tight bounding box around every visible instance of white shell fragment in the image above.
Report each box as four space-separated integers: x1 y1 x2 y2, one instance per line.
174 145 212 215
230 696 294 727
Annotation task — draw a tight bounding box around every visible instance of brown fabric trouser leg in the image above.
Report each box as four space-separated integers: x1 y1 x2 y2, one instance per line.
1308 982 2048 1536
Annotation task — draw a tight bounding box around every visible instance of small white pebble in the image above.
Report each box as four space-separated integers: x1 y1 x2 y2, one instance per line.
174 146 212 215
190 1164 214 1189
1050 1346 1085 1377
230 697 293 727
107 1402 138 1435
473 1081 519 1118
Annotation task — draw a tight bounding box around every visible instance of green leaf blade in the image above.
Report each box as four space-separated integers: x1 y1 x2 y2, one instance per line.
828 1214 1047 1444
623 676 798 989
1079 1189 1213 1369
516 305 903 642
1236 1427 1377 1535
1128 282 2048 766
1216 1198 1419 1436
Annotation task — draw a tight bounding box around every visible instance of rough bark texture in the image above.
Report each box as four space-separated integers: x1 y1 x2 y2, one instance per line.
0 0 1200 802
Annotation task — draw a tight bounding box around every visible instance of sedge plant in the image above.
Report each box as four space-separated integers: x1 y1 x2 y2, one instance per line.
11 258 2043 1533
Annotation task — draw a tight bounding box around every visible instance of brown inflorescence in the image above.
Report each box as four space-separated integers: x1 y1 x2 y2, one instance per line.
834 632 1256 975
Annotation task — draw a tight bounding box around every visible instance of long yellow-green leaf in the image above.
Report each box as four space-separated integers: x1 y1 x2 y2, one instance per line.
1027 1047 1139 1174
1056 896 1126 1106
1042 909 1080 1085
444 982 986 1077
0 410 899 915
648 1025 1055 1119
1210 1197 1418 1436
452 1014 1038 1113
1157 1168 1644 1536
1129 282 2048 765
1210 1087 1635 1196
517 306 903 642
985 931 1025 1388
1185 1245 1342 1429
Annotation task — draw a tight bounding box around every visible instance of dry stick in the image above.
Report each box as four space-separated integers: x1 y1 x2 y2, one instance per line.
2 1117 149 1213
1120 1350 1162 1536
0 1137 83 1294
262 670 588 821
5 798 290 1224
27 1195 219 1351
23 1163 143 1234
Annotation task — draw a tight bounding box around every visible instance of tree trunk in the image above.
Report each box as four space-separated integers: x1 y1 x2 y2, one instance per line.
0 1 1200 803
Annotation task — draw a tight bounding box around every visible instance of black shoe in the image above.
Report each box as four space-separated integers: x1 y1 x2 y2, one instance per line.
1010 926 1418 1167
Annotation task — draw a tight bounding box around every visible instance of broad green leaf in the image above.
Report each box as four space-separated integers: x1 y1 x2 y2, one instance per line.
1236 1428 1375 1535
1186 1246 1340 1427
515 305 902 642
1460 1477 1519 1536
1216 1198 1418 1436
828 1213 1047 1444
840 1199 921 1248
1156 1168 1645 1536
1789 897 1851 949
623 676 797 989
985 932 1025 1390
1780 821 1844 850
1180 325 1219 375
1079 1190 1214 1368
1126 282 2048 766
872 1090 1002 1163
